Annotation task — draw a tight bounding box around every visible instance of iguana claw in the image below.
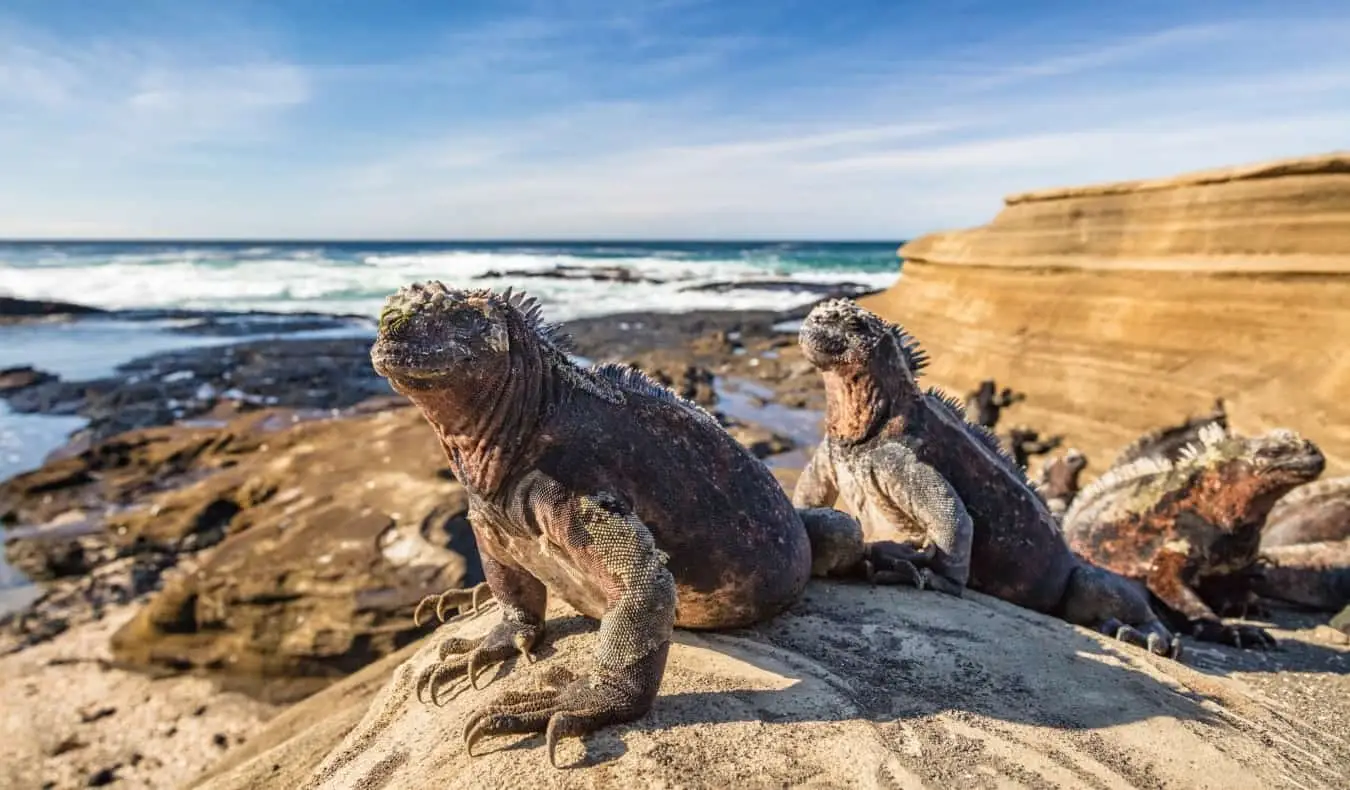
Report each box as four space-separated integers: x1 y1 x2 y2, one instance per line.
416 620 542 706
460 662 655 769
413 582 495 627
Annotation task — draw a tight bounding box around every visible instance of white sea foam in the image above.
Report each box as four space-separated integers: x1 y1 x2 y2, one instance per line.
0 247 897 322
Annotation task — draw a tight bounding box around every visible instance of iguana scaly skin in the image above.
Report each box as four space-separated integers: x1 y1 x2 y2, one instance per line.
1253 539 1350 611
1063 423 1325 648
1035 449 1088 522
1109 398 1228 468
792 299 1180 657
370 283 909 767
1261 475 1350 549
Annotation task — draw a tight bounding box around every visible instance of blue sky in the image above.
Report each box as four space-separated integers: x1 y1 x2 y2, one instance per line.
1 0 1347 240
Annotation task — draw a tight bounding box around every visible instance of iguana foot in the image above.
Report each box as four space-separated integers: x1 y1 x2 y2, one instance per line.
416 618 543 705
1100 617 1184 660
413 581 495 627
463 643 668 769
1190 618 1276 650
865 542 967 596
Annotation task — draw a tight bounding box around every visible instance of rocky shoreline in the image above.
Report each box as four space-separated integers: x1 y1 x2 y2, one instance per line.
2 291 1348 789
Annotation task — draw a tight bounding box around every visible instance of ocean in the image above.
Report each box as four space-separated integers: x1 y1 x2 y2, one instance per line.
0 240 901 602
0 240 901 320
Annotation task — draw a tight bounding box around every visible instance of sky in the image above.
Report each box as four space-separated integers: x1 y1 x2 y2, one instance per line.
0 0 1347 240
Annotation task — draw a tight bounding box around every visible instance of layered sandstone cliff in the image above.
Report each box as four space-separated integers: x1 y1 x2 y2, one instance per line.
863 152 1350 476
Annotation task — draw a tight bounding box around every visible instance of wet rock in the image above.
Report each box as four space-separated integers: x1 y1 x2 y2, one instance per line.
476 264 667 284
678 279 883 300
0 366 57 394
0 296 106 324
1 337 394 446
98 407 480 700
721 419 795 459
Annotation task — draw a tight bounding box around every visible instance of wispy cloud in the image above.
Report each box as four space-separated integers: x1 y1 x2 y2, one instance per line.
1 2 1349 238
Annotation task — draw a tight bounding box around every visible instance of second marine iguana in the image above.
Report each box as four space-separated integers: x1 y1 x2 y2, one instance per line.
792 299 1180 656
1062 423 1325 648
370 283 919 767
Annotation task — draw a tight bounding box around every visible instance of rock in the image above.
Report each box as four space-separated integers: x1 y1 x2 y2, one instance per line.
1331 605 1350 634
475 264 667 284
0 337 395 446
0 366 57 394
678 279 884 299
868 152 1350 479
720 419 795 459
3 405 481 686
0 296 106 324
188 584 1350 790
105 407 479 699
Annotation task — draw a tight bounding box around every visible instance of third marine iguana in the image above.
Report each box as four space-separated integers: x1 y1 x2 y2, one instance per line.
1062 423 1325 648
792 299 1180 658
370 283 926 767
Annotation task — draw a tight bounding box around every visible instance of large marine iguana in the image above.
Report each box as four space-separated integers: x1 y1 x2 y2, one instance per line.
791 299 1180 656
1062 423 1325 648
369 283 921 767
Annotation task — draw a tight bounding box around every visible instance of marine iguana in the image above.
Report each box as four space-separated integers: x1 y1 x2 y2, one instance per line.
1252 539 1350 611
792 299 1180 656
1062 423 1325 648
1035 449 1088 521
1261 475 1350 549
370 283 920 767
1109 398 1228 467
964 379 1024 429
1005 426 1064 470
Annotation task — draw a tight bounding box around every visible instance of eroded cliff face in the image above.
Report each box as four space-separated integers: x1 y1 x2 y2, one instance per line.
863 152 1350 477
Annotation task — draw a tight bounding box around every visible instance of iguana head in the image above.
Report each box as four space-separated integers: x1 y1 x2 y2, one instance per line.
1063 448 1088 473
1208 428 1326 491
799 299 928 441
370 282 516 389
799 299 925 381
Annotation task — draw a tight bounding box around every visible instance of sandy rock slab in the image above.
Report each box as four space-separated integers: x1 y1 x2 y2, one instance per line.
0 608 280 790
194 583 1350 790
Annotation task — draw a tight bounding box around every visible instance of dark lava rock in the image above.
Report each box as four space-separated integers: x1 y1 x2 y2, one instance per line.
475 264 666 285
678 279 883 300
2 337 394 446
0 366 58 394
0 296 106 323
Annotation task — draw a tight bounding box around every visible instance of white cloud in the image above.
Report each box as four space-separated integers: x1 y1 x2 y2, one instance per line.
2 8 1350 238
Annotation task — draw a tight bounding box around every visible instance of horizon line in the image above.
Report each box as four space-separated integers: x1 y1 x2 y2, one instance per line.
0 237 911 245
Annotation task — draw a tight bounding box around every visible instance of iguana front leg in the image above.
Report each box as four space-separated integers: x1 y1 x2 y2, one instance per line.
463 492 676 768
793 446 925 588
1147 548 1275 649
416 553 547 704
792 444 838 510
871 445 973 596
